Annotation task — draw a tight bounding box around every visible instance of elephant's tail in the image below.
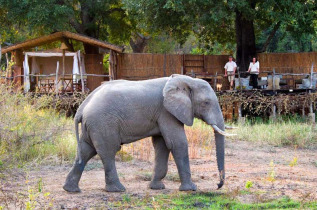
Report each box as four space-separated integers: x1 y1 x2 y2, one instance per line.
75 116 82 164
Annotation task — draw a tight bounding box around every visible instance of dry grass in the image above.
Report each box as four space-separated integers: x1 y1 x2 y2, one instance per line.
121 119 214 161
0 84 76 169
235 120 317 148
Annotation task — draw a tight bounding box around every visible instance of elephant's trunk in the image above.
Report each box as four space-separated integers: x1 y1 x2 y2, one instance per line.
214 131 225 189
213 124 225 189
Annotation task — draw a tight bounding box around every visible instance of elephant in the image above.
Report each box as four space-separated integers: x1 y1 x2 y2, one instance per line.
63 74 232 193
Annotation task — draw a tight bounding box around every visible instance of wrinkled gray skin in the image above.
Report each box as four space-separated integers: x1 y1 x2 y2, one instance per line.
63 75 225 192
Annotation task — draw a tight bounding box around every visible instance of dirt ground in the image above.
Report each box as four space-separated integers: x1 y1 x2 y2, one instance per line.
1 139 317 209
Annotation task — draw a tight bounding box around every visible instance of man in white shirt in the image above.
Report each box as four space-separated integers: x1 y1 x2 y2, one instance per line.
248 57 260 89
224 56 237 90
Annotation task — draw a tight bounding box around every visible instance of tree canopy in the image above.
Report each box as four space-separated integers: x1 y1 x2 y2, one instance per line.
124 0 317 70
0 0 132 52
0 0 316 61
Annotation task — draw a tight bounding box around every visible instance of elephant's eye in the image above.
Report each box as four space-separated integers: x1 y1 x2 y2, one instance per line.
204 101 210 106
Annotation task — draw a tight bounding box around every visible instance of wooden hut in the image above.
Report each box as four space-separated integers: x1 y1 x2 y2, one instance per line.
1 31 123 93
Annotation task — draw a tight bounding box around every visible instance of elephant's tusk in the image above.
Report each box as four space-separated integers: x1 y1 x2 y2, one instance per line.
212 125 237 136
225 125 238 129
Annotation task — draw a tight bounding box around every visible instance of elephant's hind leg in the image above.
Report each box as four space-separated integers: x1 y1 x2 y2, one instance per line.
149 136 170 190
92 133 126 192
100 154 126 192
63 140 97 193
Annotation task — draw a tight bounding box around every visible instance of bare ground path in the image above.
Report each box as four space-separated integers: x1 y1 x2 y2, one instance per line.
1 139 316 208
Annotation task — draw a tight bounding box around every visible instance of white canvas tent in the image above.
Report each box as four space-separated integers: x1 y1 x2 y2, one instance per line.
23 50 85 92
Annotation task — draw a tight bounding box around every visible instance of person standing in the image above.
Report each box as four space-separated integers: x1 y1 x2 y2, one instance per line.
248 57 260 89
224 56 237 90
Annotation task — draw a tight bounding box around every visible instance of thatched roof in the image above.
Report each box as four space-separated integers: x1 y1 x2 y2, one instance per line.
1 31 124 54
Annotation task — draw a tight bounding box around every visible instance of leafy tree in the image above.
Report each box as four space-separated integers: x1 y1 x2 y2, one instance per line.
0 0 132 53
124 0 317 71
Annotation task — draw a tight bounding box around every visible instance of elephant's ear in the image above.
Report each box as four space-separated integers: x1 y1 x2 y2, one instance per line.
163 75 194 126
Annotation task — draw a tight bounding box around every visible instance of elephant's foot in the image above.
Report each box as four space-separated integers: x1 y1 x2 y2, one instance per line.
149 180 165 190
106 182 126 192
179 181 197 191
63 182 81 193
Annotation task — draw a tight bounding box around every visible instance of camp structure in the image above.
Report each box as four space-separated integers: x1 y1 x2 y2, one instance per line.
1 31 124 93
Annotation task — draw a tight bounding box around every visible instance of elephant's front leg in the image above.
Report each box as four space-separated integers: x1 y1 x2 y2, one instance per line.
171 135 197 191
150 136 170 190
159 118 197 191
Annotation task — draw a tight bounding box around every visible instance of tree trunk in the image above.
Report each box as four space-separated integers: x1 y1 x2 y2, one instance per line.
235 11 256 73
129 33 150 53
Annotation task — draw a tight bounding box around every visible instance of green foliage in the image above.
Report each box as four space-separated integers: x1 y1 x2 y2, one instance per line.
289 156 298 167
257 28 317 52
124 0 316 53
268 160 276 182
146 33 179 53
245 180 254 189
109 192 317 209
0 0 132 46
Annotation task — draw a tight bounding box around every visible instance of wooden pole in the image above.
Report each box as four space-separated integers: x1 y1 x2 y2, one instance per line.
5 53 9 70
182 54 186 75
62 49 65 92
310 62 314 89
163 53 167 77
237 67 241 91
55 61 59 97
180 54 184 75
5 53 9 82
109 50 113 80
238 103 245 125
112 51 115 80
214 72 217 90
78 51 84 93
270 104 276 121
272 68 276 91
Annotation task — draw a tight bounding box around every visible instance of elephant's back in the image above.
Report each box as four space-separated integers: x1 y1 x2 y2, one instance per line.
82 78 168 120
81 78 168 140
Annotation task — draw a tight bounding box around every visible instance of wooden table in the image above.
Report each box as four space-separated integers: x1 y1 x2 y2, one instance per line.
37 76 73 93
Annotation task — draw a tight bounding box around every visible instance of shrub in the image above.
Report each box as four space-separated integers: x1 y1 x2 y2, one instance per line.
0 84 76 169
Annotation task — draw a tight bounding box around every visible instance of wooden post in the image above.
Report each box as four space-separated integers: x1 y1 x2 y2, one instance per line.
182 54 186 75
308 100 315 124
163 53 167 77
109 50 113 80
55 61 59 97
308 87 315 125
113 51 117 80
310 62 314 89
180 54 184 75
272 68 276 91
214 72 217 90
5 53 9 82
203 54 206 72
237 67 241 91
78 51 84 93
270 104 276 121
62 49 65 92
238 103 245 125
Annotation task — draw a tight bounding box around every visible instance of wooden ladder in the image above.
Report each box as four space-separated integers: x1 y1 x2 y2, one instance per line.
183 54 206 75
